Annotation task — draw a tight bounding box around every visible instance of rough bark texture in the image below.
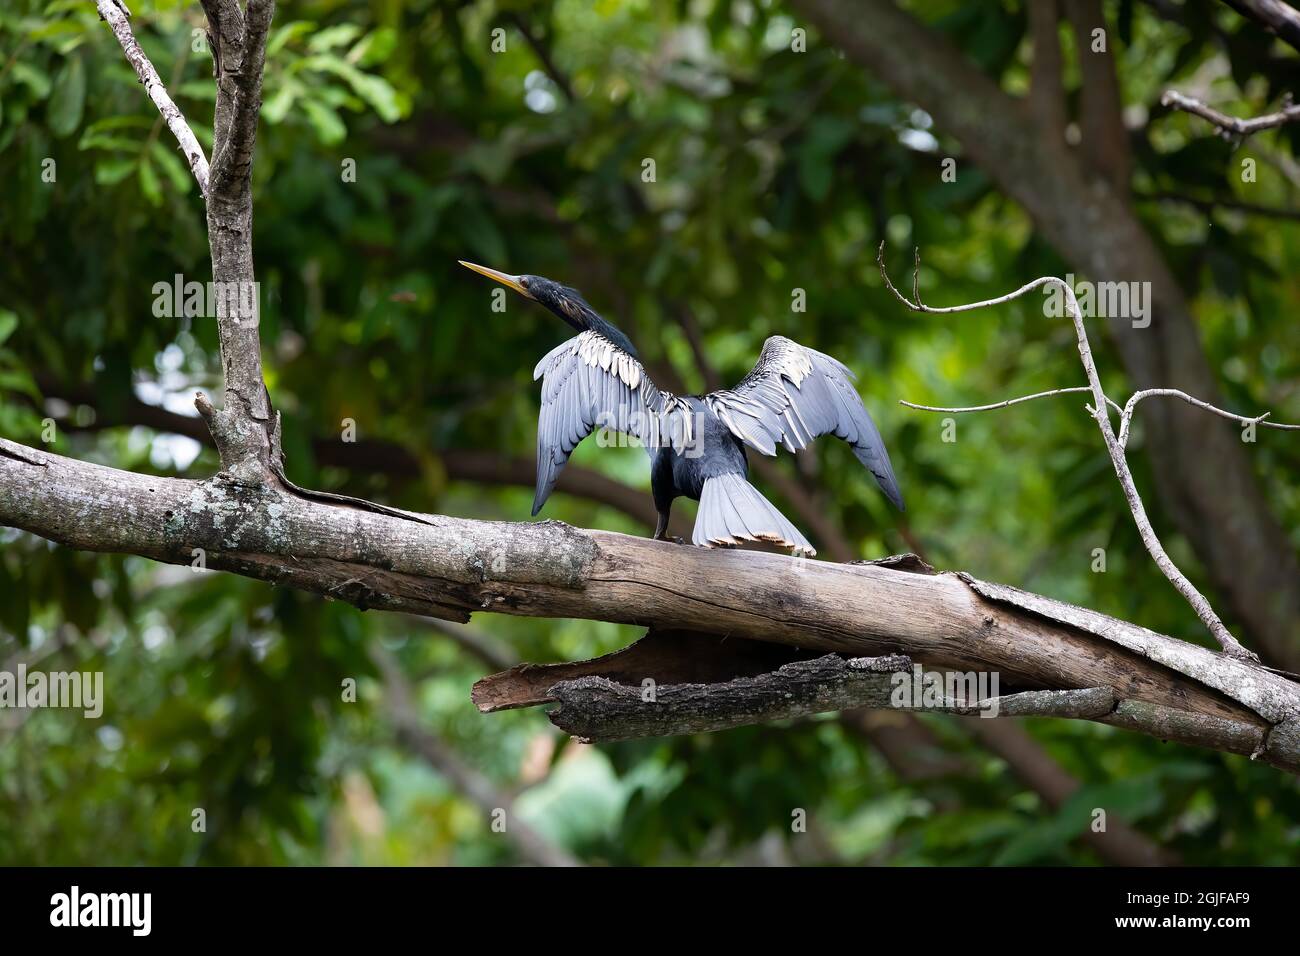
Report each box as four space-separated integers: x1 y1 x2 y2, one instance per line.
4 437 1299 774
791 0 1300 671
199 0 278 480
542 658 1119 743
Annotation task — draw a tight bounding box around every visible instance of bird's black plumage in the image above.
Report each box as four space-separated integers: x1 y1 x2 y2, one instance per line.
460 261 904 555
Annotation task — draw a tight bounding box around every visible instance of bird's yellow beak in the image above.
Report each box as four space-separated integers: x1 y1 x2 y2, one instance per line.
458 260 533 300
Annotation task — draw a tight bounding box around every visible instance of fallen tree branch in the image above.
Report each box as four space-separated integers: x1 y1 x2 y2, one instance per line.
3 437 1299 773
880 243 1274 663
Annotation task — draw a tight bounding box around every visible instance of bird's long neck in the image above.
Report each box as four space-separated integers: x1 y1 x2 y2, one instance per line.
550 289 640 358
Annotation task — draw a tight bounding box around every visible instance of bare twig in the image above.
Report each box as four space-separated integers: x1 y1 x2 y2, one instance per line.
94 0 209 196
901 387 1124 417
1118 388 1300 450
1161 89 1300 141
879 242 1266 663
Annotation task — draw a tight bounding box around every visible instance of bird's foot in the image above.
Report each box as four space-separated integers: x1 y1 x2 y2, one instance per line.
653 534 688 546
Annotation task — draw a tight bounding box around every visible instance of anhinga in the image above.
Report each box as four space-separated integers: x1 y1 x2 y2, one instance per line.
460 261 904 556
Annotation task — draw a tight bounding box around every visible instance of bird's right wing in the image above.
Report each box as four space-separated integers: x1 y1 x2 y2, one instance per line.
704 335 904 510
531 330 692 515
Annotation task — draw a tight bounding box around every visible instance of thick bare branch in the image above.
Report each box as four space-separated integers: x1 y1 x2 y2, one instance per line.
543 655 1117 742
3 436 1299 773
878 244 1263 662
207 0 273 198
35 377 693 539
98 0 276 478
94 0 209 196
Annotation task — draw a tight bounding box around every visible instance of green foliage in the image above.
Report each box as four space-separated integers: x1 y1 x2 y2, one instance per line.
0 0 1298 864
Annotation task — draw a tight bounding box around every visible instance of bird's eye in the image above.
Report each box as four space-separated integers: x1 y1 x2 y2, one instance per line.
519 277 530 289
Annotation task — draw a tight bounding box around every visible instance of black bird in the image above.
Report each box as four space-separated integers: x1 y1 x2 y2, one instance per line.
460 261 904 556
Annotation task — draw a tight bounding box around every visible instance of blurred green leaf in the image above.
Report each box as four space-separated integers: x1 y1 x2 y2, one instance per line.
46 52 85 137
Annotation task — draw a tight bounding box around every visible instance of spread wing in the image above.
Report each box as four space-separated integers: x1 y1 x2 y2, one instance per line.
704 335 904 510
532 330 693 515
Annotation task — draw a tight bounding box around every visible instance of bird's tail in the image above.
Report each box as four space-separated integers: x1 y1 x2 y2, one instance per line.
693 473 816 556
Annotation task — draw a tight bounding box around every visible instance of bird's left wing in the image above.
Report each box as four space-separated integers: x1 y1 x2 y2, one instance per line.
704 335 904 509
531 330 692 515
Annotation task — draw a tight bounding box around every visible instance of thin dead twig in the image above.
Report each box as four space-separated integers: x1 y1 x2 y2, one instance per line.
878 242 1280 663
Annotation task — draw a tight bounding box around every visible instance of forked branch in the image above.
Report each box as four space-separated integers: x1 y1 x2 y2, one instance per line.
1161 89 1300 142
877 243 1297 664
